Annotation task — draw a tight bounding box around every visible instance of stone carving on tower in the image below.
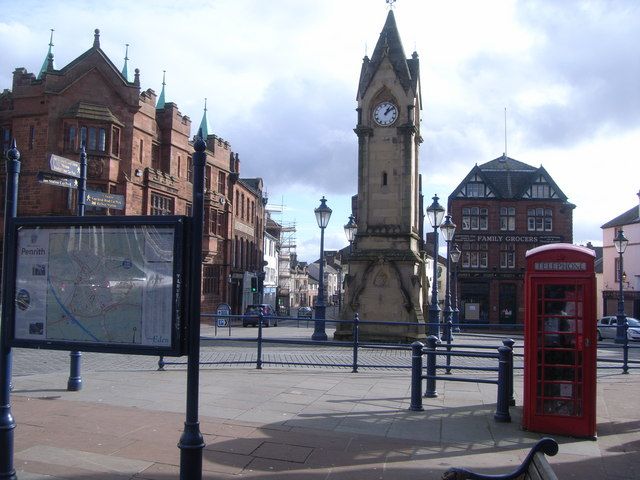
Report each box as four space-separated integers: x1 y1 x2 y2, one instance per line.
336 10 427 342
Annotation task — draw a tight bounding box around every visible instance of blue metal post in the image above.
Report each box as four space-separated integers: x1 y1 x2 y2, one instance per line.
410 341 424 411
445 321 453 374
178 135 206 480
442 236 453 343
615 243 627 344
425 335 438 398
452 260 460 333
622 325 629 374
428 226 441 339
502 338 516 406
0 140 20 480
68 146 87 392
312 215 328 341
256 313 263 370
494 345 512 422
352 313 359 373
158 356 165 371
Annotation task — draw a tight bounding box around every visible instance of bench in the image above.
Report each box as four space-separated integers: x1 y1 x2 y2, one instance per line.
442 437 559 480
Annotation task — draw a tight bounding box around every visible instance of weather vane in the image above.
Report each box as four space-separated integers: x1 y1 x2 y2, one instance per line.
386 0 396 9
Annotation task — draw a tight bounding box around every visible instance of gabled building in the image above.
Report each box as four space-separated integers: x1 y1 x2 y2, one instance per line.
448 154 575 325
0 29 266 316
600 193 640 318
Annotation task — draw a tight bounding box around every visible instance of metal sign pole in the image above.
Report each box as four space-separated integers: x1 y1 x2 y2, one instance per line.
0 140 20 479
68 146 87 392
179 134 206 479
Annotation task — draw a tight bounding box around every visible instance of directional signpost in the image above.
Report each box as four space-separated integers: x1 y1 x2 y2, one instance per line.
86 190 125 210
49 154 81 178
37 172 78 189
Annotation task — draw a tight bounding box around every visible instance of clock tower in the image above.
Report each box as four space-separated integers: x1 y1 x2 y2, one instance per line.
337 10 427 342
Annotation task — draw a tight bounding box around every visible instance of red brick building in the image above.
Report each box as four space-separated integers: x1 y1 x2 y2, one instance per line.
448 155 574 325
0 29 265 315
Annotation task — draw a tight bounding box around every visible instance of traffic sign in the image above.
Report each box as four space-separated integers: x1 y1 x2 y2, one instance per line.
37 171 78 189
216 303 231 327
86 190 125 210
49 154 81 178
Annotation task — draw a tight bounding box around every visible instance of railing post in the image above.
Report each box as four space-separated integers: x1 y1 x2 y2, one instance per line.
425 335 438 398
445 320 453 374
158 356 165 371
502 338 516 406
352 313 359 373
623 323 629 374
256 313 263 370
494 345 512 422
410 341 424 411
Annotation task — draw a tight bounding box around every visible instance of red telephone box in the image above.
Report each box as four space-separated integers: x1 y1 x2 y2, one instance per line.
523 244 597 438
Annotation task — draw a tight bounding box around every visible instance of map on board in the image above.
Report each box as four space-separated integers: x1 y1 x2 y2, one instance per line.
13 225 176 348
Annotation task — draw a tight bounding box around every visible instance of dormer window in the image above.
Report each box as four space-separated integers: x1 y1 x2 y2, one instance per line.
465 182 484 197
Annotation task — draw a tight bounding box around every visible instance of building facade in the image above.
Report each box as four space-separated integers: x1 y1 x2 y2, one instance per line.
0 29 266 316
448 155 574 325
600 194 640 318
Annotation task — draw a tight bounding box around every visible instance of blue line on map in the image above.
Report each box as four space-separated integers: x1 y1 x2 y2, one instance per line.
47 273 100 342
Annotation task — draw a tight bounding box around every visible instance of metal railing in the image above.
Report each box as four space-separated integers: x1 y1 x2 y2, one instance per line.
409 335 514 422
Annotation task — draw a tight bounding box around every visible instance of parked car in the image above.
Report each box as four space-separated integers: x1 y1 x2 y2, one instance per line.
597 316 640 341
243 304 277 327
297 306 313 319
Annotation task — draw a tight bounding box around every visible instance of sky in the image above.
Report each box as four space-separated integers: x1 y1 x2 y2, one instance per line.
1 0 638 262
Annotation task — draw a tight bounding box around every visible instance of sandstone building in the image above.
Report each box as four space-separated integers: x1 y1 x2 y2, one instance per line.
0 29 266 315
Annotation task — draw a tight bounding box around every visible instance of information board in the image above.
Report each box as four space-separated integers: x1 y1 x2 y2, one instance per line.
3 216 189 356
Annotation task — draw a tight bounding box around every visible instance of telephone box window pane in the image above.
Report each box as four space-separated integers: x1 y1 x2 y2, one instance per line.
543 399 575 416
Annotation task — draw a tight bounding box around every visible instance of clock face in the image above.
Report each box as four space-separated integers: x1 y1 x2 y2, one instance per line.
373 101 398 126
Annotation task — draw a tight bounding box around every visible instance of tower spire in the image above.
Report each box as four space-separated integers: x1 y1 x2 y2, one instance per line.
198 98 211 139
37 29 55 80
121 44 130 82
156 70 166 109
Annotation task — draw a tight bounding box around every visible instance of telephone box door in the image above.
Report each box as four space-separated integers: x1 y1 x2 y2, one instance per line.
523 244 597 438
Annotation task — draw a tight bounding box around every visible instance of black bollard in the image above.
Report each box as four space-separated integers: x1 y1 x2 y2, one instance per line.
352 313 359 373
502 338 516 406
256 313 263 370
410 341 424 411
157 356 165 371
494 345 512 422
425 335 438 398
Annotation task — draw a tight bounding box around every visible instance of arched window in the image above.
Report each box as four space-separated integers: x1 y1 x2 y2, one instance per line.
382 171 388 186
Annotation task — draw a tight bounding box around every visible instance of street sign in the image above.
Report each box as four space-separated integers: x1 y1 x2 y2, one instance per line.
86 190 125 210
49 154 81 178
216 303 231 327
37 171 78 189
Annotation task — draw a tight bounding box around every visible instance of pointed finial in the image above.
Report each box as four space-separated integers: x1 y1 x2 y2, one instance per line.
156 70 166 109
7 138 20 162
93 28 100 48
122 43 130 81
38 28 56 79
198 98 211 139
386 0 396 9
134 68 140 86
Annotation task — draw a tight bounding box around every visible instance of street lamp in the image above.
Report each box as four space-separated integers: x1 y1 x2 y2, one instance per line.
344 214 357 245
426 194 446 338
312 196 332 341
440 214 456 342
342 215 357 313
450 243 461 333
614 228 629 344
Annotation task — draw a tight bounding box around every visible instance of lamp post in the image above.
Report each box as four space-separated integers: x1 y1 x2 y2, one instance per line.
614 229 629 344
343 214 357 309
312 196 332 341
450 243 461 333
440 215 456 342
426 195 446 338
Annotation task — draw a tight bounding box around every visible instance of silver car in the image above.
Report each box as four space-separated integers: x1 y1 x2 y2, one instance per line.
597 316 640 341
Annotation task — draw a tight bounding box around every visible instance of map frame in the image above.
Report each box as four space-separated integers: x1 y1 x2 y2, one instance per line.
2 215 189 356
